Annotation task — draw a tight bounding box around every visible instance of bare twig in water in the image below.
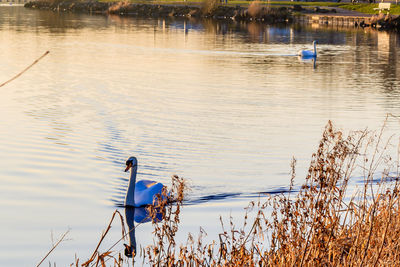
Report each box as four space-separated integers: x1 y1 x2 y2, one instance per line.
82 210 126 267
0 51 50 88
36 229 69 267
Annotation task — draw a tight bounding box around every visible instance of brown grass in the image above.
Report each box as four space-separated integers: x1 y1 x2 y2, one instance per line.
201 0 219 15
142 120 400 266
108 1 130 13
247 0 262 17
64 120 400 266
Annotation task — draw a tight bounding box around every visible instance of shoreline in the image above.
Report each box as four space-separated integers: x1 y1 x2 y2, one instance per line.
23 0 400 30
24 0 292 23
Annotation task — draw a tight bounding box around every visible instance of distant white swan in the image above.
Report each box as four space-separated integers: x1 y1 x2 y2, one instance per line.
124 156 166 207
298 40 318 58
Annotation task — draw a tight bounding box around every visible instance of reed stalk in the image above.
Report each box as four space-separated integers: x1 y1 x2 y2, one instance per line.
70 120 400 266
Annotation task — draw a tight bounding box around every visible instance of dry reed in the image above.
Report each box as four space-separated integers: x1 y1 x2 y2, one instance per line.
36 229 69 267
201 0 219 15
0 51 50 88
108 2 130 13
142 120 400 266
248 1 263 18
72 120 400 266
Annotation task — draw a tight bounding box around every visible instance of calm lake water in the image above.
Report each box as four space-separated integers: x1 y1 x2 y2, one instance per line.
1 5 400 265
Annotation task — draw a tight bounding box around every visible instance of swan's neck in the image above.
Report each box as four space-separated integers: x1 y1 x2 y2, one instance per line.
313 42 317 56
125 166 137 206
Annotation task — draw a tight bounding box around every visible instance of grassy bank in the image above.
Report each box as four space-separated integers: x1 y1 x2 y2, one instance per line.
62 120 400 266
98 0 344 7
28 0 400 15
98 0 400 15
340 3 400 15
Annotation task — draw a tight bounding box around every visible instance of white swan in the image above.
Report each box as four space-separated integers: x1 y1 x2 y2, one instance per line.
298 40 318 58
124 156 166 207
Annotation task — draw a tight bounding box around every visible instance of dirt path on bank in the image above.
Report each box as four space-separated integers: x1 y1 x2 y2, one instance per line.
304 6 374 17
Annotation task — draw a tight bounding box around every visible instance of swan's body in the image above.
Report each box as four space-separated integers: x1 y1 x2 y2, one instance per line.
298 41 317 58
124 156 166 207
131 180 164 207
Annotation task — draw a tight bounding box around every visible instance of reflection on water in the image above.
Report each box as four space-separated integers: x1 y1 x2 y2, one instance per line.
124 206 163 258
1 6 400 266
298 56 317 69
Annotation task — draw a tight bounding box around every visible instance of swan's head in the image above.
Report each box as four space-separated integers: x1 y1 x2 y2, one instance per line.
124 243 136 258
125 156 138 172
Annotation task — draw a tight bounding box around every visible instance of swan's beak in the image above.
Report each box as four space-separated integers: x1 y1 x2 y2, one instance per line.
125 163 132 172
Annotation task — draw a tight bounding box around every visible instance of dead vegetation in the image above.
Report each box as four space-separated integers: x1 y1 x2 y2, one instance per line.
247 0 262 18
0 51 49 88
142 120 400 266
41 120 400 266
201 0 219 15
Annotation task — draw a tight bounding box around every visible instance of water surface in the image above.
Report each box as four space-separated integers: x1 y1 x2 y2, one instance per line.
1 6 400 265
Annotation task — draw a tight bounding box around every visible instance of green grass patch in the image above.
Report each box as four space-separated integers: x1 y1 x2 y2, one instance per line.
267 1 343 7
339 3 400 15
